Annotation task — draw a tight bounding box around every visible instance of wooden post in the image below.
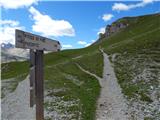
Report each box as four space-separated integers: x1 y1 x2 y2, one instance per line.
35 50 44 120
30 50 36 107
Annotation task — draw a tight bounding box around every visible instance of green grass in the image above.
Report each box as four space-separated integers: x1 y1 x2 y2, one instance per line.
1 61 29 79
1 60 29 97
75 51 103 78
44 62 100 120
1 73 28 98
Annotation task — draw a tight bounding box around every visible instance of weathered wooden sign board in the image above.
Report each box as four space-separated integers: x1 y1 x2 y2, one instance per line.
15 29 61 120
15 29 61 51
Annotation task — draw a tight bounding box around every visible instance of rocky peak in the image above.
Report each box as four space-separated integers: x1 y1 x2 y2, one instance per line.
105 22 128 37
98 20 129 40
1 43 14 49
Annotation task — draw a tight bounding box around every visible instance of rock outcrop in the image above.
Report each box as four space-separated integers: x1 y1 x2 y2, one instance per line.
96 19 129 44
104 22 128 38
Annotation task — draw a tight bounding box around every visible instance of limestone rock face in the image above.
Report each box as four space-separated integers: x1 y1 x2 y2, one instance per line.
94 18 129 45
104 22 128 38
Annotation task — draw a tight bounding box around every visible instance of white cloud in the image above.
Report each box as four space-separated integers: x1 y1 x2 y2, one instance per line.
62 44 73 49
97 27 105 35
29 6 75 37
85 43 91 47
84 39 96 47
77 41 87 45
4 48 29 59
0 0 38 9
77 40 95 47
102 14 114 21
143 0 154 4
112 0 154 11
91 40 96 43
112 3 129 11
0 20 25 44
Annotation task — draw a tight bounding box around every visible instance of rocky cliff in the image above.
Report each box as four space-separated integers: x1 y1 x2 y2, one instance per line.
95 18 129 44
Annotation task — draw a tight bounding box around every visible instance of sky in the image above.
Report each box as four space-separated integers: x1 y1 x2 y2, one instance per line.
0 0 159 49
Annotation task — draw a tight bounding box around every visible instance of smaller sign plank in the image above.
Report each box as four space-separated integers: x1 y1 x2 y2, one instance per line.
15 29 61 51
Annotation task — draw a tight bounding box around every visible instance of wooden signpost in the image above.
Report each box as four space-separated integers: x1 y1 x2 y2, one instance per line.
30 50 36 107
15 29 61 120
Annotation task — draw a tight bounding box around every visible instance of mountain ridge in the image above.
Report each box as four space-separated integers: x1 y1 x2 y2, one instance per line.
94 13 160 46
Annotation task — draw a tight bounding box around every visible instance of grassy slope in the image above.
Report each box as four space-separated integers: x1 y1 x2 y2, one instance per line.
1 13 160 119
44 63 100 120
101 13 160 99
1 61 29 79
44 45 103 119
1 44 102 119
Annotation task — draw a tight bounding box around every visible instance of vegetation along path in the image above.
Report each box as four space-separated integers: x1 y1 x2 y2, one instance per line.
77 48 130 120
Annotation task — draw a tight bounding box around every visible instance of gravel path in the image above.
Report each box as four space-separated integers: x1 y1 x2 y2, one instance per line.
1 76 36 120
76 50 130 120
96 49 130 120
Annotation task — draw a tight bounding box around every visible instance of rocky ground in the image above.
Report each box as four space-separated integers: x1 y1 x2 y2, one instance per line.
1 76 36 120
2 76 81 120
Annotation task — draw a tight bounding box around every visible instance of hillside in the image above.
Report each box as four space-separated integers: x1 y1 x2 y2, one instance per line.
1 13 160 120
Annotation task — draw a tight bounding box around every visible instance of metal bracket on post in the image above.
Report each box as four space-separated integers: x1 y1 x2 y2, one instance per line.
35 50 44 120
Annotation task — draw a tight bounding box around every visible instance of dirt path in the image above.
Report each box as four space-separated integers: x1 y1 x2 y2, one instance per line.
96 49 130 120
1 76 36 120
76 63 102 86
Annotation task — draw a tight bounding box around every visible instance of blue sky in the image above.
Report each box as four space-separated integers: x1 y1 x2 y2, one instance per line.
1 0 159 49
